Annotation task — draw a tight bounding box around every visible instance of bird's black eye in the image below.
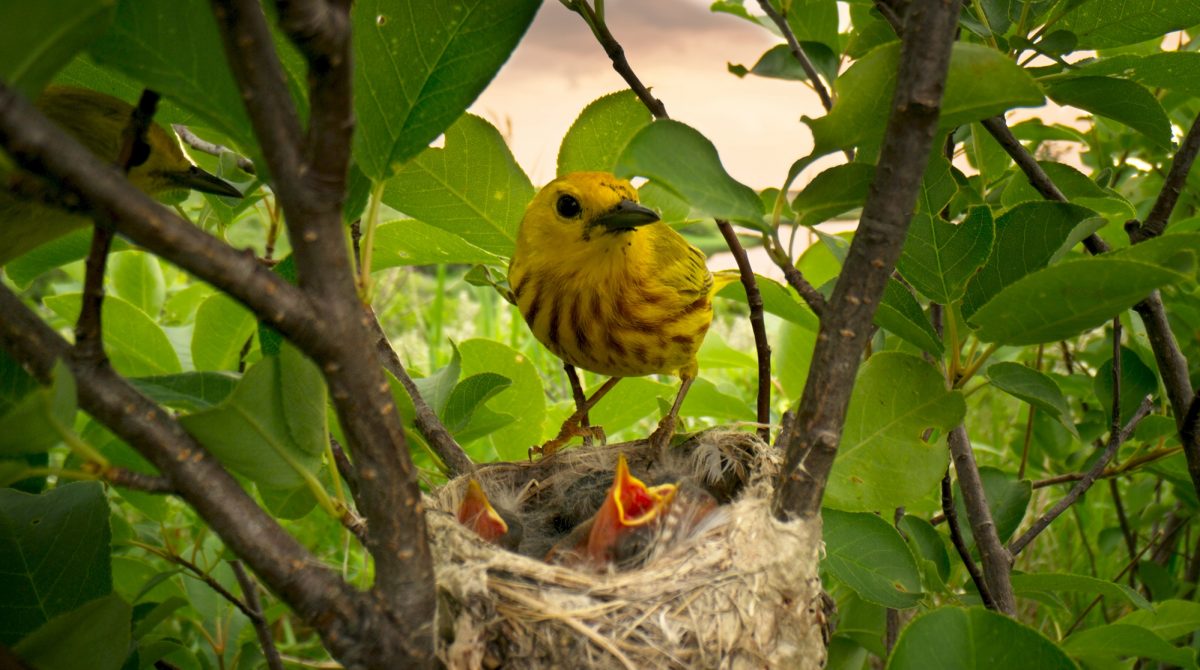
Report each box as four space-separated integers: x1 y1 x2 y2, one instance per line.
127 140 151 168
556 194 582 219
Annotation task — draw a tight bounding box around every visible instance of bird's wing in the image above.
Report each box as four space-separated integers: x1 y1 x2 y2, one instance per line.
651 227 712 298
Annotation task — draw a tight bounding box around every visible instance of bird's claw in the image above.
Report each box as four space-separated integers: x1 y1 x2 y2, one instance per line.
648 415 677 452
530 422 608 461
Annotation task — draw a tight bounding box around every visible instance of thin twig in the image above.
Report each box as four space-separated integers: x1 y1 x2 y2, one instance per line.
231 560 285 670
173 124 257 175
941 473 995 609
1030 447 1180 489
1109 479 1139 586
103 466 175 493
767 236 827 315
754 0 834 111
1128 111 1200 243
774 0 963 519
570 1 667 118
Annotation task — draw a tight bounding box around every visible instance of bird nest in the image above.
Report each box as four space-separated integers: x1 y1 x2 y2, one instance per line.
429 430 827 669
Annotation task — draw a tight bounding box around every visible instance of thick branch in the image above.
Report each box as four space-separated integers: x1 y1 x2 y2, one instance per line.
0 284 388 666
773 0 962 519
210 1 435 662
947 425 1016 614
941 473 995 609
754 0 834 111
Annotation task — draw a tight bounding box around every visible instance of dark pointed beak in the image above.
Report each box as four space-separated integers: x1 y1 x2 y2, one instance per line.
595 199 660 232
165 165 243 198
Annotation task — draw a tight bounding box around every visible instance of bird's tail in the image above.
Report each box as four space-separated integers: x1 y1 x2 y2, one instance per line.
710 269 742 296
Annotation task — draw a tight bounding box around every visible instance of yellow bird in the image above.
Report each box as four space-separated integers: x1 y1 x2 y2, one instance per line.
0 86 242 265
508 172 731 456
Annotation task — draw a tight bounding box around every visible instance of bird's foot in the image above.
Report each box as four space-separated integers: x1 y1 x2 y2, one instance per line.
530 421 607 460
648 415 677 452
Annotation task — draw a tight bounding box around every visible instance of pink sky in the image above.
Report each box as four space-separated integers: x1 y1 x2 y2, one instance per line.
469 0 836 190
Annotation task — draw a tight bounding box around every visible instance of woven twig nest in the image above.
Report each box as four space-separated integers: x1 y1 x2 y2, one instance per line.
430 430 827 669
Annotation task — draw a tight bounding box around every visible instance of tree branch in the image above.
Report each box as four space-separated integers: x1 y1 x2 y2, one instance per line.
173 124 256 175
947 425 1016 614
209 2 435 663
1128 111 1200 243
754 0 834 112
941 472 995 609
570 0 667 118
102 465 175 493
773 0 962 519
231 560 285 670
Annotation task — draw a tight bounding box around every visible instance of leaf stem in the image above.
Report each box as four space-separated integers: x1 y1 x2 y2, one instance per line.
358 180 385 301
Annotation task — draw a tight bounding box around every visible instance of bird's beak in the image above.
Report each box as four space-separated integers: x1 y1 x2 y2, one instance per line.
586 454 677 562
594 199 660 233
457 479 510 544
164 165 243 198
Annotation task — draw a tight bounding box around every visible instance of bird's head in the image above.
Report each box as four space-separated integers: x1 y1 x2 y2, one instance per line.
457 478 513 546
585 453 677 565
36 86 242 202
516 171 661 252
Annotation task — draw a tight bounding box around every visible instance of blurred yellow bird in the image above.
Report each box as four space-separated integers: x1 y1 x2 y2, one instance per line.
0 86 241 265
508 172 732 456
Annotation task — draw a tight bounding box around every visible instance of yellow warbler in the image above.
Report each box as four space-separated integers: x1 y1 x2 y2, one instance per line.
508 172 733 455
0 86 241 265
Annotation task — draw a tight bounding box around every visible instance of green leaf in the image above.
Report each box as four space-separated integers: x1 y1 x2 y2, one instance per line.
698 331 757 370
0 0 115 97
13 593 130 670
258 485 318 521
414 345 461 417
717 274 819 331
953 466 1031 552
778 0 839 51
827 353 964 511
1117 600 1200 641
127 373 238 413
557 90 653 176
887 607 1077 669
370 219 505 269
1059 0 1200 49
961 202 1104 321
917 155 958 217
179 344 325 489
1063 624 1197 669
1045 77 1171 149
0 360 76 456
899 207 994 304
191 293 256 372
43 293 181 376
806 43 1044 156
352 0 541 179
458 339 545 462
382 113 534 257
0 482 111 646
680 377 757 422
898 515 951 585
822 508 923 609
88 0 257 153
442 373 512 433
1012 572 1151 611
971 257 1193 345
791 163 874 227
875 279 944 356
0 349 38 417
108 251 165 316
1094 346 1158 426
986 362 1073 430
615 119 765 229
1128 51 1200 98
731 42 839 83
1001 161 1136 221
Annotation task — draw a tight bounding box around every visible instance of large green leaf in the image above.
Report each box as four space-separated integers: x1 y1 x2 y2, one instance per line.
826 353 964 511
1059 0 1200 49
875 279 944 356
1063 624 1197 669
0 360 76 457
986 362 1073 431
971 256 1193 345
823 508 923 609
887 607 1076 669
0 482 111 646
1046 77 1171 149
898 207 994 304
557 90 653 176
1001 161 1136 221
0 0 115 97
180 344 325 489
458 339 545 462
717 274 819 331
371 219 506 269
352 0 541 179
806 42 1044 156
791 163 874 227
108 251 165 317
1012 573 1151 611
615 120 765 229
88 0 257 152
961 202 1103 320
191 293 256 372
442 372 512 433
12 593 130 670
777 0 839 51
382 113 534 257
44 293 181 376
1118 600 1200 641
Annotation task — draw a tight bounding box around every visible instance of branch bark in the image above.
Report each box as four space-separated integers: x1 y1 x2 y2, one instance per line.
754 0 834 112
941 473 995 609
773 0 962 519
947 425 1016 614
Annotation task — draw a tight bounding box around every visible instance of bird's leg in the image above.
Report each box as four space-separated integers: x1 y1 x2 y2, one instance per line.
649 375 695 452
531 376 621 460
564 364 593 447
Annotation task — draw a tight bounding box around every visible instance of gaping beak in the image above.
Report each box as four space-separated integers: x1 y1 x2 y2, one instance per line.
457 479 511 545
164 165 243 198
594 199 660 233
585 454 677 564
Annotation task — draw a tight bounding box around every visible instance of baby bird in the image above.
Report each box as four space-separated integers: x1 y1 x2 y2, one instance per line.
0 86 242 265
456 478 523 552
